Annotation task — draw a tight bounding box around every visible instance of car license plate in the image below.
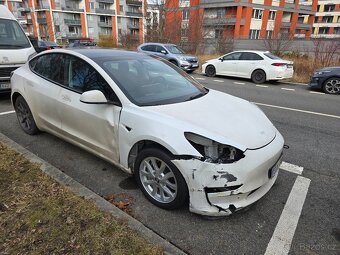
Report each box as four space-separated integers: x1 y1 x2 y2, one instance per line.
269 154 283 179
192 64 198 67
0 82 11 89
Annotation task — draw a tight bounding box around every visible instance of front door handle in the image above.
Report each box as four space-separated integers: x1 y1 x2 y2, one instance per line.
61 94 71 102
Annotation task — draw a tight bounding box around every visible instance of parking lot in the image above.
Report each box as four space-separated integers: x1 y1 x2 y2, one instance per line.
0 75 339 255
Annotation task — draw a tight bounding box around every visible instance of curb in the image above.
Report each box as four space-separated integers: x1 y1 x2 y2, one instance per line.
0 132 187 255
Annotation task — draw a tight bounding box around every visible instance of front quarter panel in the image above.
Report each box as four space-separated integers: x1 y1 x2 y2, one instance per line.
118 106 202 171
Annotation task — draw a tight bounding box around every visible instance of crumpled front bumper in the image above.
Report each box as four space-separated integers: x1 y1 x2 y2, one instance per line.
172 132 284 216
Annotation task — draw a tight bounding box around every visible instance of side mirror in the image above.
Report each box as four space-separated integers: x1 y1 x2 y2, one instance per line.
219 57 224 62
161 50 167 54
80 90 108 104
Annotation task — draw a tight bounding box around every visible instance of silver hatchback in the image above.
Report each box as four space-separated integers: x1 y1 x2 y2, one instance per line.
137 43 199 73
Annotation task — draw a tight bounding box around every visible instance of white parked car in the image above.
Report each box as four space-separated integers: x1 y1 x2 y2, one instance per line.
202 51 294 84
11 49 284 216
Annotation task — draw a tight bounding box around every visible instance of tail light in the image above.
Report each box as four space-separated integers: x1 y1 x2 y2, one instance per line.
271 63 287 67
47 46 52 50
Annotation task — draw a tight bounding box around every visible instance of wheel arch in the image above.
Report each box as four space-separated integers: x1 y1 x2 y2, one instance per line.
251 68 267 82
128 140 175 174
11 91 23 107
322 76 340 94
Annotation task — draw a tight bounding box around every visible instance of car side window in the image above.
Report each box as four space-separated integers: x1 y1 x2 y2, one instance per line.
223 52 242 61
65 55 118 102
29 54 65 85
156 45 167 53
240 52 264 60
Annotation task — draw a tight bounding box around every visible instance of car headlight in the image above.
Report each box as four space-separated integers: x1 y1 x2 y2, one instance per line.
314 70 331 75
185 132 245 164
179 56 189 61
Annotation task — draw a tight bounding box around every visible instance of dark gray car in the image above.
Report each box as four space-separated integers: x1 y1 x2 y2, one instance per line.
309 66 340 94
137 43 199 73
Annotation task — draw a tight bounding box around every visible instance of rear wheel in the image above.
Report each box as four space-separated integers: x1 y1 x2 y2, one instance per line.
134 148 188 210
14 96 39 135
323 77 340 94
205 65 216 77
251 69 266 84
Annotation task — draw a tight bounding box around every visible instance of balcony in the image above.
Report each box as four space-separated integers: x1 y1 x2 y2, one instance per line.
125 11 143 17
127 23 140 29
98 21 112 27
66 32 81 38
296 23 312 30
36 2 50 9
281 22 291 28
95 8 115 15
200 0 238 8
126 0 142 6
64 19 81 25
203 17 244 26
37 18 47 24
60 6 84 12
18 7 30 12
97 0 115 3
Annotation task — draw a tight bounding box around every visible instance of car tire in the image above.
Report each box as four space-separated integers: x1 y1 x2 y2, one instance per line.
251 69 266 84
169 60 178 66
14 96 40 135
322 77 340 94
205 65 216 77
134 147 189 210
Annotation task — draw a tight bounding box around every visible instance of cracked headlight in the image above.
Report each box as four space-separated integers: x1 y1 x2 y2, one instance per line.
185 132 245 164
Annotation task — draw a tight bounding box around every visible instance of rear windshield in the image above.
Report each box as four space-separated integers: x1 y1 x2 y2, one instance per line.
264 53 282 60
0 19 31 49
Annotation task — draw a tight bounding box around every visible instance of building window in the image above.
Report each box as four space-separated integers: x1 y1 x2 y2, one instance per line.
118 28 122 35
266 30 272 39
88 27 94 34
252 9 263 19
319 27 329 34
324 4 335 12
120 5 124 12
117 17 121 24
335 27 340 34
55 25 60 32
182 9 189 20
89 2 94 10
215 29 223 39
217 8 225 18
269 11 276 20
322 16 333 23
249 29 260 39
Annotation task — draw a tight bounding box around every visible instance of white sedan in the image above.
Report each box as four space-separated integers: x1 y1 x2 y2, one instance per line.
11 49 284 216
202 51 294 84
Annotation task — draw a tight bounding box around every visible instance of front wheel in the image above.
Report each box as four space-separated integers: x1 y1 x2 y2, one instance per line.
134 148 188 210
205 65 216 77
14 96 40 135
251 70 266 84
323 77 340 94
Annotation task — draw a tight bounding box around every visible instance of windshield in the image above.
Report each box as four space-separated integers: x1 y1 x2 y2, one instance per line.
166 45 185 54
264 53 281 60
0 19 31 49
97 55 207 106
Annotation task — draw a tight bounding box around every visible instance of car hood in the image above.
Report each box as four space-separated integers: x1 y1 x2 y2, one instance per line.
177 54 197 60
316 66 340 72
146 90 276 151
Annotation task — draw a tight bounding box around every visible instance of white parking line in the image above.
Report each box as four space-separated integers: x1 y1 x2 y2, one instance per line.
0 110 15 116
255 102 340 119
280 162 303 175
309 91 325 95
256 85 269 88
234 82 246 85
195 77 206 80
213 79 224 83
281 88 295 91
265 176 311 255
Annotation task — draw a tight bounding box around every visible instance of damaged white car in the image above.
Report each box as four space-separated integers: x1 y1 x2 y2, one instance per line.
11 49 284 216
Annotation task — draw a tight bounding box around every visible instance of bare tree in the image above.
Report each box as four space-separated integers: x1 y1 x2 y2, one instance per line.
263 32 291 56
312 39 340 67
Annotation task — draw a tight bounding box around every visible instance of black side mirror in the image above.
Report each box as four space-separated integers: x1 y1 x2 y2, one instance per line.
219 57 224 62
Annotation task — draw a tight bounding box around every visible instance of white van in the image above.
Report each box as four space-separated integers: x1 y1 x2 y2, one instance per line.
0 5 36 93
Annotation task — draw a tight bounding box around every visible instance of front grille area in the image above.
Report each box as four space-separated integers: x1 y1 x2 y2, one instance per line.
188 59 198 63
0 67 18 78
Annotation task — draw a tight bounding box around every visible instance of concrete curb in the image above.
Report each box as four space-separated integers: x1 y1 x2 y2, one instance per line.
0 132 187 255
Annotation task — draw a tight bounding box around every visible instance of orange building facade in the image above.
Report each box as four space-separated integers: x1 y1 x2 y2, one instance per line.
164 0 319 42
1 0 147 44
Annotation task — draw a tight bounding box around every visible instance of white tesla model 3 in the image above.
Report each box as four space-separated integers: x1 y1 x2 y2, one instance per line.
11 49 284 216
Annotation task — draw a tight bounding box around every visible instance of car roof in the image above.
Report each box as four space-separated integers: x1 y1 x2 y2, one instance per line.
0 5 16 20
68 48 149 61
140 42 176 47
230 50 270 54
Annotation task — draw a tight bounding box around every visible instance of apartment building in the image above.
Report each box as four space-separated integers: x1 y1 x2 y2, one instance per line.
0 0 146 44
312 0 340 37
164 0 320 42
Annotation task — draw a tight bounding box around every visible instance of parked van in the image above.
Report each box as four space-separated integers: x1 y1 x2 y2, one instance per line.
0 5 36 93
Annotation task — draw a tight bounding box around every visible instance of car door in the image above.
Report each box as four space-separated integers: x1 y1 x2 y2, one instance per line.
238 52 264 78
215 52 242 76
154 45 169 60
27 53 63 132
58 54 122 163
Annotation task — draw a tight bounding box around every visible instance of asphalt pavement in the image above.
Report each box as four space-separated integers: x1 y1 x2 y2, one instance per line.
0 75 339 255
